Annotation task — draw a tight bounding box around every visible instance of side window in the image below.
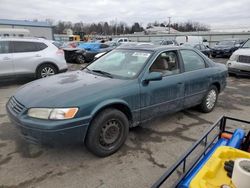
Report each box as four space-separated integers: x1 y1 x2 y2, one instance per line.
12 41 38 53
167 41 173 45
200 44 206 50
180 50 206 72
124 39 128 42
35 42 48 51
0 41 10 54
149 51 180 76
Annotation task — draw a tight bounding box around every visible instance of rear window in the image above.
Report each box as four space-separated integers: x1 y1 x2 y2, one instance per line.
52 41 62 48
11 41 47 53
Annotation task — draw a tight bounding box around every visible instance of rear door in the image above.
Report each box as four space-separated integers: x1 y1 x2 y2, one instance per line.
0 41 13 77
11 41 45 75
179 49 210 108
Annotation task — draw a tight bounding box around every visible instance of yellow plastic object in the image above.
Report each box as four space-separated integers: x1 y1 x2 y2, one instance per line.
190 146 250 188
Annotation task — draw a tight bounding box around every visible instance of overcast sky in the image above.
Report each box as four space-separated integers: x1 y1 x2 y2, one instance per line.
1 0 250 30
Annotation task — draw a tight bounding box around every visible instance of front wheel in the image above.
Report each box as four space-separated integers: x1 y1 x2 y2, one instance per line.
199 86 218 113
85 108 129 157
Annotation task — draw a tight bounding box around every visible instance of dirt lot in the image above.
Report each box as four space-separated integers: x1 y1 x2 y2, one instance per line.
0 58 249 188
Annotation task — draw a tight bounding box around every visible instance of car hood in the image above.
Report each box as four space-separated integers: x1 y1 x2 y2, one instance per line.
233 48 250 56
14 71 127 108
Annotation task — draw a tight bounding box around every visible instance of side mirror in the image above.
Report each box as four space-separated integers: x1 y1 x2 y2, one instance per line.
144 72 163 82
203 39 208 42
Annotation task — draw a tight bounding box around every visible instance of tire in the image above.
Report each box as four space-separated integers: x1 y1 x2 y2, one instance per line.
37 64 57 79
76 54 85 64
85 108 129 157
199 85 218 113
211 54 216 58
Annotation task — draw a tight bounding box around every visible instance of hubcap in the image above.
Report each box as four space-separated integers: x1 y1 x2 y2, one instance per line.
77 55 85 64
206 89 217 109
100 119 121 147
41 67 55 77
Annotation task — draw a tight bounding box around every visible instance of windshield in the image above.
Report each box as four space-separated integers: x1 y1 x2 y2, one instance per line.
242 40 250 48
87 49 152 79
152 40 163 45
217 41 235 46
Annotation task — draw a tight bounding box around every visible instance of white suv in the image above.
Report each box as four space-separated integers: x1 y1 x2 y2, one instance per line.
227 39 250 76
0 38 68 79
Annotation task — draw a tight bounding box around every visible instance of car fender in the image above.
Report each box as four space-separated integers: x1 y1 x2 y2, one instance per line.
90 99 132 119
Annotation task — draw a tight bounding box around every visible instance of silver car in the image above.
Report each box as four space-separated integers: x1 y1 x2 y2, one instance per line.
0 37 68 79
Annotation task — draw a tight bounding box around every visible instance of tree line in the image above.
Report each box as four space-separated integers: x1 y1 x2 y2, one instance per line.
45 19 210 35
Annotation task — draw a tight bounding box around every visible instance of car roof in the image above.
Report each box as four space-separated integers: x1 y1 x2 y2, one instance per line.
117 43 187 52
0 37 47 42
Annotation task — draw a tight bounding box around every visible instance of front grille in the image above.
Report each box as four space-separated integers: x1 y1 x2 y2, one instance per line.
8 97 25 115
238 55 250 64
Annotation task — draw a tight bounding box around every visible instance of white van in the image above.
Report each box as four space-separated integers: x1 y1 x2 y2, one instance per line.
0 28 30 38
113 38 129 43
176 36 208 46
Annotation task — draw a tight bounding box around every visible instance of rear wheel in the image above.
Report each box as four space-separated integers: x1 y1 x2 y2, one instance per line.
76 54 85 64
85 108 129 157
199 86 218 113
37 64 57 78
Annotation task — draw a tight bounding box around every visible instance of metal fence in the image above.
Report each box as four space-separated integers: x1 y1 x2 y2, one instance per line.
113 31 250 47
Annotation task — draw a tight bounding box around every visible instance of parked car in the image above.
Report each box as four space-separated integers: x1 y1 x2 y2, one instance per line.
75 42 115 63
6 44 227 157
211 39 246 58
0 37 68 79
152 39 178 46
183 43 211 57
226 39 250 76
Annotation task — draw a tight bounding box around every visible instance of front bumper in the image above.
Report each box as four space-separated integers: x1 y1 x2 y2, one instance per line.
228 67 250 76
6 100 90 145
211 50 231 57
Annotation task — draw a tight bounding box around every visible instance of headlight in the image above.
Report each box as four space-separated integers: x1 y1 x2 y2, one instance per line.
28 108 78 120
229 54 239 61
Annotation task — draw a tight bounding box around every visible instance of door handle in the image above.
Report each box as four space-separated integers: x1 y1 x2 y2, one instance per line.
3 57 11 61
35 54 41 57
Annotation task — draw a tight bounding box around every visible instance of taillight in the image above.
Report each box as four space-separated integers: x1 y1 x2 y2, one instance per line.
56 49 64 56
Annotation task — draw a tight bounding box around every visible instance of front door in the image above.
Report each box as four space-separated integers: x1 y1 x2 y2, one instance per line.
140 50 185 121
0 41 13 77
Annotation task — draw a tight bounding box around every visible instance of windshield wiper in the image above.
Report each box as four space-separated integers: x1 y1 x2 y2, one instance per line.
91 69 113 78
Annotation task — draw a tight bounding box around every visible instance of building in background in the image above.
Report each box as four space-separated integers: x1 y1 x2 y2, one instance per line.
145 26 180 35
0 19 53 39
